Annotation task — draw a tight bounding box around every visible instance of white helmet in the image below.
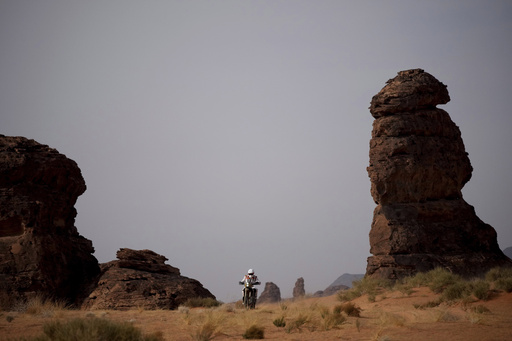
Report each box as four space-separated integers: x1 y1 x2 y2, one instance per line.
248 269 254 275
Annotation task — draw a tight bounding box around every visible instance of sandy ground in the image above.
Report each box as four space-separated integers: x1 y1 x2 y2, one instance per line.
1 287 511 340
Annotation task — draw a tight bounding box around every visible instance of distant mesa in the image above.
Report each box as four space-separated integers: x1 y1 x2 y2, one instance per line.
82 248 215 310
366 69 512 280
0 135 215 310
258 282 281 304
314 273 363 297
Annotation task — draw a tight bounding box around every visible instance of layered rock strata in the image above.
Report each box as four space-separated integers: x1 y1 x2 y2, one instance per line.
0 135 99 308
82 248 215 310
366 69 512 279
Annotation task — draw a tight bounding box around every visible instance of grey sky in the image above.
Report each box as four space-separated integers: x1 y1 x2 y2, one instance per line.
1 1 511 301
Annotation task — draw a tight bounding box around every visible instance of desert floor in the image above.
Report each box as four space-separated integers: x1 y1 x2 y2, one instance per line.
1 287 511 340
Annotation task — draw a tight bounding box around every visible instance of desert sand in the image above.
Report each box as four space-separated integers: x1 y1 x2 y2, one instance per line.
1 286 511 341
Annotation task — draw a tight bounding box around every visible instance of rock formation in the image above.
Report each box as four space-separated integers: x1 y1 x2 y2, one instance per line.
258 282 281 303
0 135 217 310
0 135 100 308
292 277 305 298
366 69 512 279
82 248 215 310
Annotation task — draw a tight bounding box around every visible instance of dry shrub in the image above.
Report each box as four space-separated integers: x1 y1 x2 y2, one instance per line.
379 312 405 327
26 317 163 341
466 304 491 325
319 305 346 331
242 324 264 339
193 320 218 341
285 313 309 333
432 309 459 322
191 312 225 341
184 297 222 308
23 295 68 317
272 316 286 328
413 299 441 310
471 304 491 314
337 302 361 317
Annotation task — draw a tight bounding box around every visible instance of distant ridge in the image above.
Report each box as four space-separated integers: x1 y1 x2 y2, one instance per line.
328 273 364 289
504 247 512 260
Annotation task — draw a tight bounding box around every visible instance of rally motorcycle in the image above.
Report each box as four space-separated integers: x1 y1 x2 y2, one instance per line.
239 280 260 309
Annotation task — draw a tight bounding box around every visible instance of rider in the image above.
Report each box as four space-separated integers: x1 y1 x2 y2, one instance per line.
239 268 261 302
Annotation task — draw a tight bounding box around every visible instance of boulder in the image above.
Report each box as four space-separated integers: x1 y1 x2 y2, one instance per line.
82 248 215 310
0 135 100 308
258 282 281 303
292 277 305 298
366 70 512 280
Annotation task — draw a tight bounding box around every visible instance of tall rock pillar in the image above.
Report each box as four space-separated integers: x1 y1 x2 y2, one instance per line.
366 69 511 279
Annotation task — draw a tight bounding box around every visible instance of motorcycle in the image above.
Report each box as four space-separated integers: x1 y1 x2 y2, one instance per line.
239 280 260 309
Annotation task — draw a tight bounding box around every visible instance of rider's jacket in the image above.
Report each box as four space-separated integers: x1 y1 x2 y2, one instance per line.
240 274 260 285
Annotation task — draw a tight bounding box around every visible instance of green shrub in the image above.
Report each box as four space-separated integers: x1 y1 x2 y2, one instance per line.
272 316 286 328
485 267 512 293
403 271 430 288
242 325 264 339
495 278 512 293
183 297 222 308
471 280 491 300
337 277 392 302
426 268 462 294
441 282 470 302
485 267 512 282
27 317 163 341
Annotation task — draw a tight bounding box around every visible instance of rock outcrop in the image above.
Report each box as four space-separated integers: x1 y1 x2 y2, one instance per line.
82 248 215 310
258 282 281 303
366 69 512 280
0 135 100 308
292 277 305 298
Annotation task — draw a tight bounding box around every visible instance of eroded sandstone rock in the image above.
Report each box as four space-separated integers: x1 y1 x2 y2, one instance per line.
0 135 100 308
82 248 215 310
366 69 512 279
292 277 305 298
258 282 281 303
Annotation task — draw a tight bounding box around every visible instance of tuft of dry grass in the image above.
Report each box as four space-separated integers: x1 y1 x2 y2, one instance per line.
190 311 226 341
379 312 405 327
23 295 68 318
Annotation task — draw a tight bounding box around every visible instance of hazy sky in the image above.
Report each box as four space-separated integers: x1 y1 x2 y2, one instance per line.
1 1 511 301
